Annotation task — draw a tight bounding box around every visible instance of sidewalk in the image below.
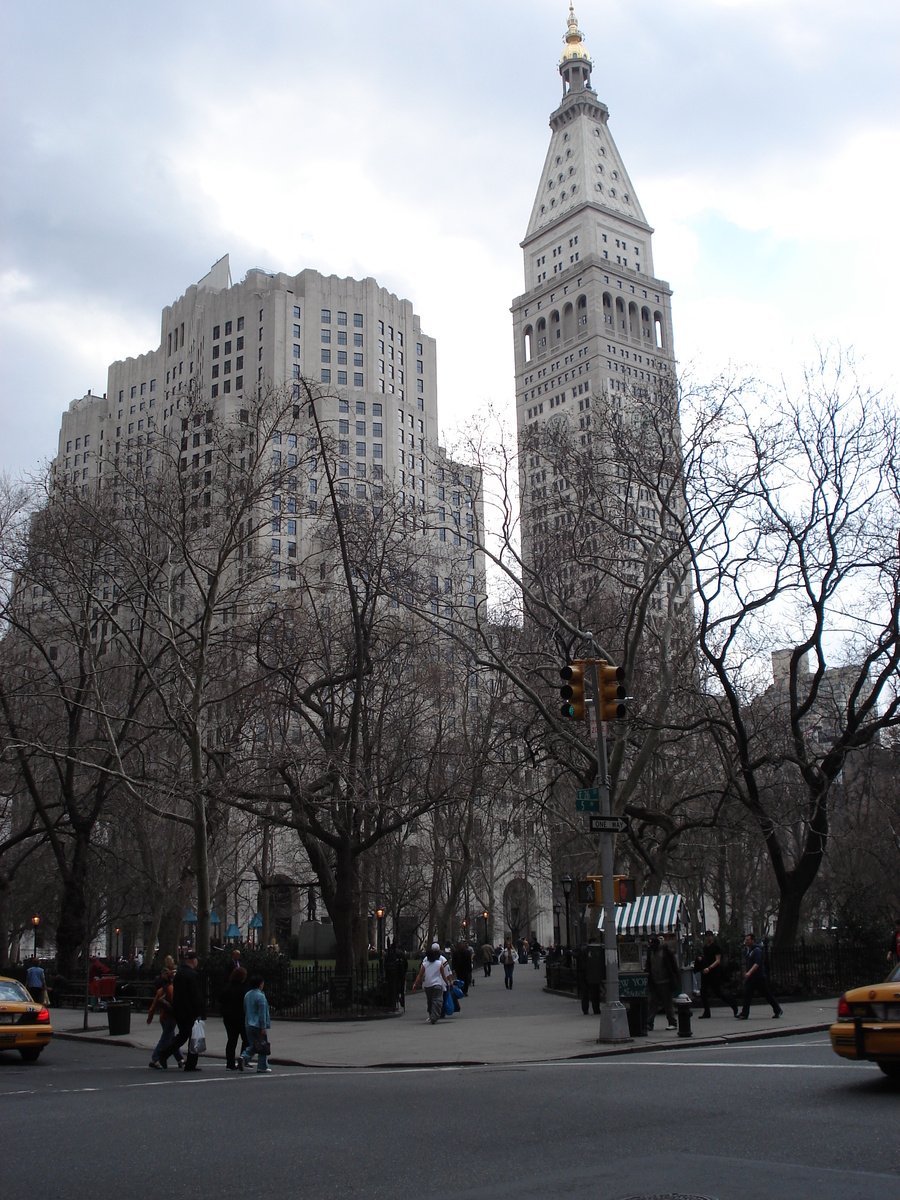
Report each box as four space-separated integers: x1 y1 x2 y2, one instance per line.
54 966 837 1069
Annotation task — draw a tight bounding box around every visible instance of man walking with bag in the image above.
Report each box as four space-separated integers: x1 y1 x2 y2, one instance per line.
159 949 205 1071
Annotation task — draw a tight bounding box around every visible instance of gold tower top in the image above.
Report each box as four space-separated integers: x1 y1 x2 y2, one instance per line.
560 3 591 64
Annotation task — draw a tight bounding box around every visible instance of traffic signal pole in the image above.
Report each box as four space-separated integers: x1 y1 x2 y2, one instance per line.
588 659 631 1044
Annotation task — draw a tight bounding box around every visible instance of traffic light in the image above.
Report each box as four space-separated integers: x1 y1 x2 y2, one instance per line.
597 660 627 721
560 661 587 721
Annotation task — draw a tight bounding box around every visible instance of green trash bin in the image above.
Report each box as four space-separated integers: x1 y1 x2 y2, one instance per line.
107 1002 132 1035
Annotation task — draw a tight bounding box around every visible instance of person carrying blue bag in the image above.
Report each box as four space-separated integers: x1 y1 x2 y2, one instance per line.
412 943 452 1025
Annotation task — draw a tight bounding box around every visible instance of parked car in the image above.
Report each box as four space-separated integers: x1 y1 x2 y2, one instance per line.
0 976 53 1062
830 962 900 1080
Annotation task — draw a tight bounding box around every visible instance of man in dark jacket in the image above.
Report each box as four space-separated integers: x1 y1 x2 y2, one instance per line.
696 931 739 1018
737 932 782 1019
159 950 205 1071
646 936 679 1030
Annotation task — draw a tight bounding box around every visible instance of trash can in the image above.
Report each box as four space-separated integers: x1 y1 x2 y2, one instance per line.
106 1002 132 1035
625 997 648 1037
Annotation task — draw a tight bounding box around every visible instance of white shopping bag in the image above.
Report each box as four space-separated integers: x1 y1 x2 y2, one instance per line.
189 1018 207 1055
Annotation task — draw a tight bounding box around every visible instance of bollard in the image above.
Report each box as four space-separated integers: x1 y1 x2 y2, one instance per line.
675 992 692 1038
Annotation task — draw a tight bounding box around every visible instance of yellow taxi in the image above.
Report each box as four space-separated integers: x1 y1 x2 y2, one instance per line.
0 976 53 1062
830 962 900 1079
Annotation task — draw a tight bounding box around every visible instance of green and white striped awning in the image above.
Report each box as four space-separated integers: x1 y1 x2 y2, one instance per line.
597 893 687 936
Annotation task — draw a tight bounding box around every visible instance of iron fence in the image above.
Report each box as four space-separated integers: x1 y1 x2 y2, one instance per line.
204 961 401 1020
764 938 888 997
544 938 889 1000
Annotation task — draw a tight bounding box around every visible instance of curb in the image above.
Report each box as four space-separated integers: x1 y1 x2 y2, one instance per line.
55 1021 832 1070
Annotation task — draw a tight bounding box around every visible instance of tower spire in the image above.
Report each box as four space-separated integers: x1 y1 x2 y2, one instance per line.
559 3 592 96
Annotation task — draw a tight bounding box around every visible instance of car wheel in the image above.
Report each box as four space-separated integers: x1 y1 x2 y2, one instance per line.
19 1047 42 1063
877 1061 900 1080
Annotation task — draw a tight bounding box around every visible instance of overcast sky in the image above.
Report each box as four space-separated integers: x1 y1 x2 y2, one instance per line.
2 0 898 475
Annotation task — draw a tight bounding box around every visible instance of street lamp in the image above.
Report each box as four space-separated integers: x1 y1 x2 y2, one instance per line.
553 902 561 948
31 915 40 961
560 875 573 958
375 908 385 960
482 911 489 945
461 918 467 943
115 927 120 962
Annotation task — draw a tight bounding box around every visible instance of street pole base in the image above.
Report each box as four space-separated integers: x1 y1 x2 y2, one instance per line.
597 1001 632 1043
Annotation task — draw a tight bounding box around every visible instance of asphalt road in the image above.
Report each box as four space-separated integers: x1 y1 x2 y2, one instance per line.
2 1034 898 1200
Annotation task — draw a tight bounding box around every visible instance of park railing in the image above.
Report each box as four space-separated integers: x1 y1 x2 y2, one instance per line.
543 938 890 1000
204 960 402 1020
764 937 888 998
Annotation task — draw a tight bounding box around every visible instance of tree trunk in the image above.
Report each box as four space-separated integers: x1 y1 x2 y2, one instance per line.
55 833 90 976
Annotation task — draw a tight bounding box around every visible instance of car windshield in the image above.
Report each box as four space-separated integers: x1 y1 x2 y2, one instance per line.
0 980 30 1002
890 963 900 984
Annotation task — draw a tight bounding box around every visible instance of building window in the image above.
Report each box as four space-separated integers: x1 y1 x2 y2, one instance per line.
356 441 365 457
321 309 331 323
354 313 363 327
338 371 347 385
321 370 331 383
321 330 331 344
337 311 347 325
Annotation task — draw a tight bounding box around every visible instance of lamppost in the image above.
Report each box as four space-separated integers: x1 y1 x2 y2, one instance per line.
31 915 40 961
560 875 573 960
375 908 385 961
553 902 561 948
115 927 120 962
461 918 467 944
482 910 489 945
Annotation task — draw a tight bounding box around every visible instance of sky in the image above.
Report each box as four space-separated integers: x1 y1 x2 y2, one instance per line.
2 0 899 476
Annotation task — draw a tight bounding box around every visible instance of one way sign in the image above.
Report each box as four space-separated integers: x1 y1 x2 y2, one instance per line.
589 815 628 834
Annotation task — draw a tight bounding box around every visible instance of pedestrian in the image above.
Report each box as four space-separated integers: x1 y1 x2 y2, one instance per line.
229 947 242 974
480 941 493 977
531 939 542 969
147 958 183 1070
240 975 272 1073
25 960 46 1005
411 942 451 1024
576 937 602 1014
737 933 782 1019
646 936 679 1031
696 931 739 1018
158 949 205 1071
452 941 473 995
220 966 249 1070
501 940 517 989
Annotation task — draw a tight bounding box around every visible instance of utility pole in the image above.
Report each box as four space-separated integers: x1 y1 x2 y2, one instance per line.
560 647 631 1043
588 659 631 1043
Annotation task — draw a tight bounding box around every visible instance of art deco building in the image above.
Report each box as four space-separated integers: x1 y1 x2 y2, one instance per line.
53 255 485 609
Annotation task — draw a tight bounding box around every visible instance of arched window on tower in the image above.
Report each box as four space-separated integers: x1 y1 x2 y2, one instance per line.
653 311 665 349
577 294 588 328
550 310 561 342
523 325 534 364
615 297 626 332
536 317 547 353
563 302 575 341
628 301 640 339
602 293 613 327
641 306 652 339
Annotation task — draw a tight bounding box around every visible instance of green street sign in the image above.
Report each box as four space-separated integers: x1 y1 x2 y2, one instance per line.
576 797 600 813
577 788 600 802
